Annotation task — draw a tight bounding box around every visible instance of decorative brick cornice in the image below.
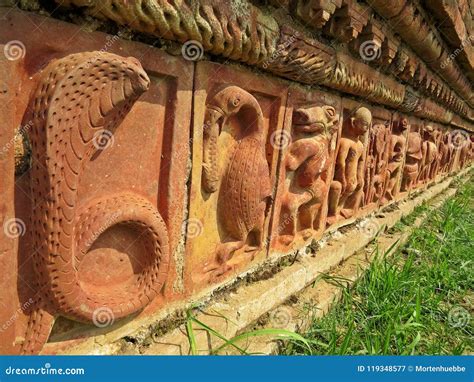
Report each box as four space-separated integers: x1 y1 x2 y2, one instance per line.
57 0 280 65
51 0 473 131
367 0 474 109
424 0 474 83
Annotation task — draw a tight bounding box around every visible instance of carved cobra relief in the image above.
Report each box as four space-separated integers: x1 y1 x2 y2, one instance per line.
327 106 371 226
382 117 409 203
278 104 339 245
21 52 169 354
201 86 271 276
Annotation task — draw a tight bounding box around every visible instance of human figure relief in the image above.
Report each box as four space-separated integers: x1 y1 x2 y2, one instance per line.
458 134 473 168
401 127 423 192
202 86 272 276
382 117 408 203
278 104 339 245
22 52 169 354
418 125 439 183
437 131 452 175
364 121 390 206
327 106 371 226
469 137 474 166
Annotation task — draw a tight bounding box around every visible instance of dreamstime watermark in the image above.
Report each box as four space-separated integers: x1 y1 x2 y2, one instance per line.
449 129 470 150
5 363 84 376
0 120 33 158
3 218 26 238
440 35 474 69
1 298 34 333
447 306 470 328
3 40 26 61
270 130 291 150
92 307 115 328
84 34 120 69
92 129 115 150
357 218 381 237
261 32 299 69
83 211 121 249
182 218 203 238
276 213 295 236
270 306 292 328
181 40 204 61
359 40 381 62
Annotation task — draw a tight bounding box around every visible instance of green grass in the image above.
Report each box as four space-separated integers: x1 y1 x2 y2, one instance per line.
185 306 312 355
284 175 474 355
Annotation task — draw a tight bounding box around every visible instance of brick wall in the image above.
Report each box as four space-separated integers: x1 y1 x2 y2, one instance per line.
0 1 472 354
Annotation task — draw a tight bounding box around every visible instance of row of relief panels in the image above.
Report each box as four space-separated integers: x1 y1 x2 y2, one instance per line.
0 14 472 354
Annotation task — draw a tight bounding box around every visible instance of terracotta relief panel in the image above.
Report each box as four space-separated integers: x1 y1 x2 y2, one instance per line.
381 114 410 205
438 129 454 176
326 99 371 228
185 62 288 291
447 128 473 173
400 118 424 194
360 107 392 213
457 133 474 170
0 51 24 356
1 12 193 354
270 86 342 253
417 124 442 186
466 136 474 168
430 124 446 181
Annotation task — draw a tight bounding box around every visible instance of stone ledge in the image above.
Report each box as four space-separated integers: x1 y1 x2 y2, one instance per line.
44 167 471 355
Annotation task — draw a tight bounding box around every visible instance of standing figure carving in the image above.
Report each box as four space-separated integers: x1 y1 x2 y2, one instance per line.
202 86 272 275
327 106 371 225
364 121 390 206
438 131 452 175
458 135 473 169
418 125 439 183
382 118 408 203
401 127 423 192
279 105 339 244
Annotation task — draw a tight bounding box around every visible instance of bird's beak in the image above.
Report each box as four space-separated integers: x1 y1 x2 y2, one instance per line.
204 106 224 128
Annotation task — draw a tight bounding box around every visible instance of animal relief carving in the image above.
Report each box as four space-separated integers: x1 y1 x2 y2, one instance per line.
278 104 339 245
202 86 272 277
21 52 169 354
